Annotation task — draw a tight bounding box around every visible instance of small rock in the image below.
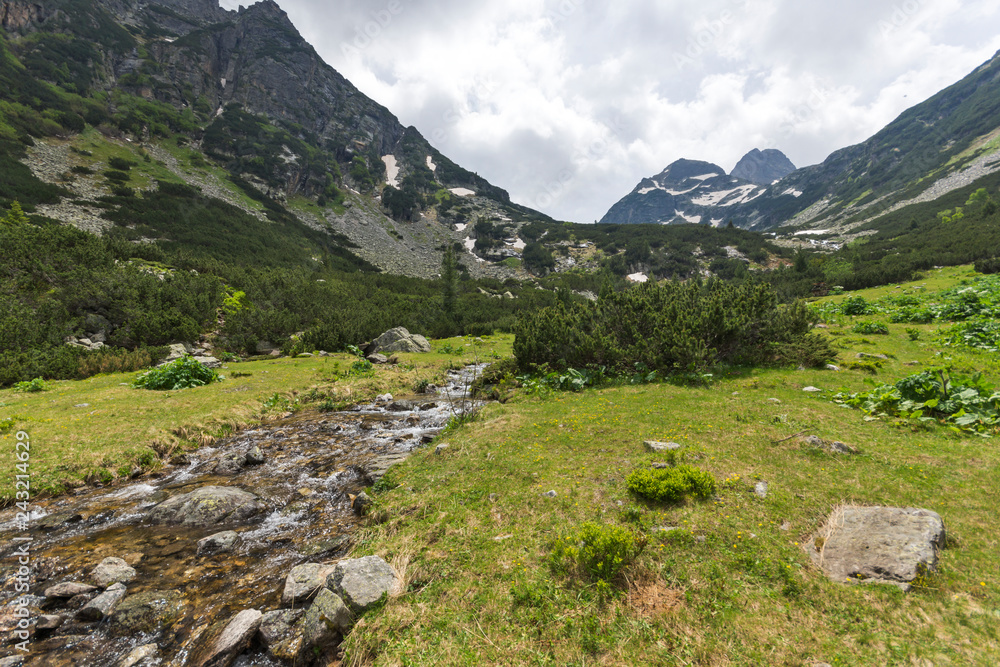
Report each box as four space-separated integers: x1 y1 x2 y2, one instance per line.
115 643 159 667
74 403 90 408
651 462 669 469
213 452 245 476
803 435 824 448
543 490 557 498
244 446 265 466
66 592 96 609
643 440 682 453
825 364 841 371
326 556 400 614
366 353 388 364
0 657 24 667
828 440 857 454
375 393 393 404
197 531 240 556
300 534 351 558
352 491 372 516
434 444 449 455
419 402 437 410
36 614 63 631
37 512 83 530
767 398 782 404
77 582 127 621
803 386 822 393
488 493 498 503
387 401 410 412
44 582 97 598
282 563 337 606
754 481 768 499
269 350 281 357
195 608 262 667
91 557 137 587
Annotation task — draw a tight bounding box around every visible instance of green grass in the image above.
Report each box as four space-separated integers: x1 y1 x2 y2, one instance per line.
0 334 511 500
334 268 1000 665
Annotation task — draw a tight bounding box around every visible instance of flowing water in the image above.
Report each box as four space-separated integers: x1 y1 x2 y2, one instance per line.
0 366 485 666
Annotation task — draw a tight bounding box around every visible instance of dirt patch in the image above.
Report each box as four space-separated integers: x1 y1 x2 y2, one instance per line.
628 580 683 618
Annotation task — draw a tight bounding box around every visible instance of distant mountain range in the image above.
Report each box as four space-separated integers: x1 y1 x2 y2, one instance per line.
601 50 1000 236
599 150 795 225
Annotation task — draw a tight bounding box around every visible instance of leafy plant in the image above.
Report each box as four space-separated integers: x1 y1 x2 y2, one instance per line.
548 522 646 584
852 320 889 335
833 369 1000 435
131 356 221 390
626 465 717 502
14 377 49 392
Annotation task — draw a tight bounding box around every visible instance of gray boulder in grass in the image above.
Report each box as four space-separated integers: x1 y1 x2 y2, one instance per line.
809 505 946 591
325 555 400 613
366 327 431 355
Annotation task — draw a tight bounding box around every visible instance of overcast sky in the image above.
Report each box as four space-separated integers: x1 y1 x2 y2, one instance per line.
221 0 1000 222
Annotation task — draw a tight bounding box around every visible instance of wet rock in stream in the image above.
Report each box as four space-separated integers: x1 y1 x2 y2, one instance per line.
76 583 127 622
146 486 262 526
107 589 187 635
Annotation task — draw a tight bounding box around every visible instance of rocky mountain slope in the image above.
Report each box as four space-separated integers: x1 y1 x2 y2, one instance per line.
0 0 551 278
602 51 1000 238
599 150 795 226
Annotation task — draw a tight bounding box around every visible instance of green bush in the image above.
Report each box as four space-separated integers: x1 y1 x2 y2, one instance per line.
548 522 646 584
841 296 875 315
851 320 889 335
14 377 49 392
514 280 833 374
131 356 221 390
626 465 717 503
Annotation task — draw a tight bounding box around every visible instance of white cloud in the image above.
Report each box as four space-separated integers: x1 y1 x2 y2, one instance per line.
223 0 1000 222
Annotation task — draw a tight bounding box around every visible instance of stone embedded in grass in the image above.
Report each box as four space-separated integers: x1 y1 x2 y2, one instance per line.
803 386 822 393
754 481 768 498
543 490 557 498
352 492 372 515
146 486 262 527
809 505 946 592
366 327 431 354
643 440 682 453
326 555 400 614
281 563 337 606
91 557 137 587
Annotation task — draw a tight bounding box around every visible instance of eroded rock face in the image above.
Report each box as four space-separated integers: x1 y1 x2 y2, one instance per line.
301 589 352 653
809 506 946 591
146 486 262 527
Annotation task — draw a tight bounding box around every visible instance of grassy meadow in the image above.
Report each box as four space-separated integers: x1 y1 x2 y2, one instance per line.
1 267 998 664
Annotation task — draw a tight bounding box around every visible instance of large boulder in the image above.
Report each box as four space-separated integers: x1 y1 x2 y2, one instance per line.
366 327 431 355
326 555 400 614
809 506 946 591
146 486 262 527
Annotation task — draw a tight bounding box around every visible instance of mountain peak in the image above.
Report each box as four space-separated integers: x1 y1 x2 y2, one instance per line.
730 149 796 186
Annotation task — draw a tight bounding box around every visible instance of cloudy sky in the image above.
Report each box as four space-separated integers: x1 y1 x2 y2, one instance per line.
221 0 1000 222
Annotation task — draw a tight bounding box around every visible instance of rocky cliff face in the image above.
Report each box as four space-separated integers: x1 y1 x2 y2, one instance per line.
730 149 796 186
599 156 769 226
